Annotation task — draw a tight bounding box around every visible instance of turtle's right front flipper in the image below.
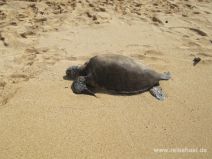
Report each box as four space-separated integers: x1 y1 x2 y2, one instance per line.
71 76 96 97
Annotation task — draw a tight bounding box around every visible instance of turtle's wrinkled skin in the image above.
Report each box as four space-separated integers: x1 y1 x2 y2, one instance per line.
66 54 171 100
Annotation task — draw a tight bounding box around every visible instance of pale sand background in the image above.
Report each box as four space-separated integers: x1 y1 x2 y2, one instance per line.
0 0 212 158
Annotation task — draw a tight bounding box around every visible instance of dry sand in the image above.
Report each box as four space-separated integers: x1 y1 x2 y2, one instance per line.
0 0 212 158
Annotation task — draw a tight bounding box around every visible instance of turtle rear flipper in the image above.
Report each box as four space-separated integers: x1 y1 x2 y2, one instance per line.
160 72 171 80
149 86 166 101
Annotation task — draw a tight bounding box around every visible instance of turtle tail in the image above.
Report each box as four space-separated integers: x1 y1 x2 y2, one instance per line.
160 72 171 80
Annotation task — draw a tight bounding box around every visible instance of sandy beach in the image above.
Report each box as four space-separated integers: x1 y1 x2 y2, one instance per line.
0 0 212 158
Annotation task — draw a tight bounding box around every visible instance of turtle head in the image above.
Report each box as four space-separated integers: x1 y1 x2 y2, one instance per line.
66 66 81 80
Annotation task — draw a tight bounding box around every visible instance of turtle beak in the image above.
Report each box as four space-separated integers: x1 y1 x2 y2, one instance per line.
65 68 73 79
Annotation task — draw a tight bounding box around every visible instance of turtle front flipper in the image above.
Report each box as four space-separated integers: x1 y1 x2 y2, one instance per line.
149 86 166 101
71 76 96 97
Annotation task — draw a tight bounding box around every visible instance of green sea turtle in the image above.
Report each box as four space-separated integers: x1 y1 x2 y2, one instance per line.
66 54 171 100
